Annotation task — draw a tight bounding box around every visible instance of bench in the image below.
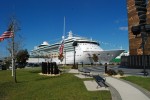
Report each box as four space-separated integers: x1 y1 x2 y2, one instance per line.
93 75 108 88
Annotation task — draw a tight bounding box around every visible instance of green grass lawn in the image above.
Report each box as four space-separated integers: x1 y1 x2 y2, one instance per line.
0 68 111 100
122 76 150 91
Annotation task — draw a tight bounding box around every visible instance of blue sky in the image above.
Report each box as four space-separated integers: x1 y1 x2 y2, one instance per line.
0 0 128 57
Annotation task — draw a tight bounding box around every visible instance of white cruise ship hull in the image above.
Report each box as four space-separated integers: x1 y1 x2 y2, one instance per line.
28 50 124 65
59 49 124 65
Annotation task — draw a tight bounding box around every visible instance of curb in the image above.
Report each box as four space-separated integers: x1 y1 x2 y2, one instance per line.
106 82 122 100
101 74 122 100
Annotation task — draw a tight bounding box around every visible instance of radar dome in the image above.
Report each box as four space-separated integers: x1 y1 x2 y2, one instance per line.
42 41 49 45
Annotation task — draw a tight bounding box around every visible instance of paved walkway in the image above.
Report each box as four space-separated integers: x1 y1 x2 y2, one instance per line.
69 69 150 100
106 77 150 100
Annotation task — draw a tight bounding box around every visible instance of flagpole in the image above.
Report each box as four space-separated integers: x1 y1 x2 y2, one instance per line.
12 3 16 78
63 16 65 65
11 22 14 77
11 21 17 83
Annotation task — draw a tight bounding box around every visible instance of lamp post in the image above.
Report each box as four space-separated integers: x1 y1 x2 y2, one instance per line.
37 51 40 64
73 46 75 67
64 50 66 65
132 25 148 76
141 26 147 76
72 41 77 67
132 0 148 76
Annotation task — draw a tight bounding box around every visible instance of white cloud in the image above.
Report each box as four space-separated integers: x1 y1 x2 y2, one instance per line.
114 19 128 24
119 27 128 31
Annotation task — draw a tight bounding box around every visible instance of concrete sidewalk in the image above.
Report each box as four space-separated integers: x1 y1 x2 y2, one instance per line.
106 77 150 100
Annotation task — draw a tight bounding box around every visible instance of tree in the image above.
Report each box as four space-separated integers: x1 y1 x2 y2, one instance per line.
92 54 98 62
16 49 29 68
58 54 64 62
3 57 11 69
6 17 23 58
6 34 24 58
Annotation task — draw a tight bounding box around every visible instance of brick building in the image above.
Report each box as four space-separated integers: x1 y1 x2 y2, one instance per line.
121 0 150 68
127 0 150 55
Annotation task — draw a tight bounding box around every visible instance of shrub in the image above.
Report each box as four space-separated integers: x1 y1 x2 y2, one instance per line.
72 64 78 69
2 65 7 70
117 70 124 76
107 69 117 76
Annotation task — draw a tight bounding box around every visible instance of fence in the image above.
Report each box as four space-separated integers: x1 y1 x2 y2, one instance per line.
121 55 150 69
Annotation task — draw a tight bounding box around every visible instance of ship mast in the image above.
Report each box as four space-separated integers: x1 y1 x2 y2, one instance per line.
63 16 65 38
62 16 65 40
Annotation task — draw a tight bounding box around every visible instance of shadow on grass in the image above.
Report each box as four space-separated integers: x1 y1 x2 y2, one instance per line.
34 77 51 81
35 74 62 81
16 80 29 83
0 81 18 96
12 77 50 83
28 70 41 74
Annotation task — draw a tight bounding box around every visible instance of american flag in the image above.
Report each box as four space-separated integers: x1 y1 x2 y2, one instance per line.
1 31 13 39
59 40 64 56
0 24 13 42
59 40 64 55
0 37 4 42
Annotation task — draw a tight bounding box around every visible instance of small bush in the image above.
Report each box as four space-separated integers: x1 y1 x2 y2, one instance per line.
2 65 7 70
117 70 124 76
107 69 117 76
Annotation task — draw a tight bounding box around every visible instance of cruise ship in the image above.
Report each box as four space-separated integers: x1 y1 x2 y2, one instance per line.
28 31 124 65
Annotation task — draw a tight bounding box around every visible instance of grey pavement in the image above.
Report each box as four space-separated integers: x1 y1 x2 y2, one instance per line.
79 65 150 76
106 77 150 100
